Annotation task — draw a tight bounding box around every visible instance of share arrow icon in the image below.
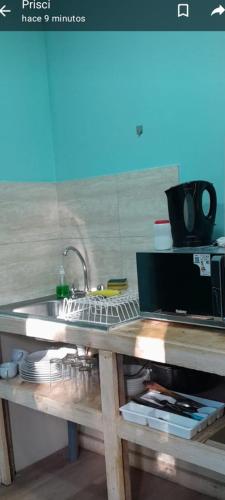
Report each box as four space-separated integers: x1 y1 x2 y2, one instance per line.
211 4 225 15
0 4 11 17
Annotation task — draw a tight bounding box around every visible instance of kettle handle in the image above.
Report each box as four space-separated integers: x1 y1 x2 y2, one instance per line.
200 182 217 220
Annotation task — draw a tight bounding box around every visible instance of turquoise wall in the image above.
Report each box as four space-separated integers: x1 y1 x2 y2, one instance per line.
0 32 224 233
46 32 225 234
0 33 55 182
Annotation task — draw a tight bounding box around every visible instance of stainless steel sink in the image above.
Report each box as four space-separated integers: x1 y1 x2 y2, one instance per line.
0 295 139 331
12 300 63 318
0 298 109 330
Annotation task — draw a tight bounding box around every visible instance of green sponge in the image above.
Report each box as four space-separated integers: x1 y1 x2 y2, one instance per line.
107 279 128 290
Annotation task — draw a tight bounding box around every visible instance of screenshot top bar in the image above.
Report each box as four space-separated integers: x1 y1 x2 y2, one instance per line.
0 0 225 31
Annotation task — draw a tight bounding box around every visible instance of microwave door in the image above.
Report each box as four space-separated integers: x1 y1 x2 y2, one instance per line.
211 255 225 318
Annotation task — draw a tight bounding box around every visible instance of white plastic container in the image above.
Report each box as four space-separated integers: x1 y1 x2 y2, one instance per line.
120 394 225 440
153 219 172 250
120 401 154 425
119 401 200 439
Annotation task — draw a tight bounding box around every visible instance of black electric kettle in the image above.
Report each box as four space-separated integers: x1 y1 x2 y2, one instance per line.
165 180 217 247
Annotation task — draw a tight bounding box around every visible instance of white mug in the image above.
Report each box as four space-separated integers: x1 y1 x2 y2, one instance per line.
0 362 17 379
11 349 28 364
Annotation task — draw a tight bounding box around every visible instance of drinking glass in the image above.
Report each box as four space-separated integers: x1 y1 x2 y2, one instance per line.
79 366 93 401
78 355 91 367
70 361 83 402
62 358 72 397
49 358 63 392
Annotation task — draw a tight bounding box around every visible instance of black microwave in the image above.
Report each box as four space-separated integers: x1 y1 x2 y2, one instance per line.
136 247 225 329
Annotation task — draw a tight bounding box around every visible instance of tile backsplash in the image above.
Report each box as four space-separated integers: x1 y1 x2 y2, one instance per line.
0 165 178 305
0 183 59 243
0 183 60 305
57 165 179 290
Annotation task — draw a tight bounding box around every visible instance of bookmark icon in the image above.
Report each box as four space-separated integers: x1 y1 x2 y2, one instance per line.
177 4 190 18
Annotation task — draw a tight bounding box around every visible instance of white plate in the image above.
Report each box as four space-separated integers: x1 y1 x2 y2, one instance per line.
20 372 62 379
20 370 60 377
25 348 77 364
24 365 62 371
20 367 61 374
20 379 62 383
24 360 60 366
23 365 62 373
20 363 60 374
26 350 61 363
20 376 62 384
20 368 61 376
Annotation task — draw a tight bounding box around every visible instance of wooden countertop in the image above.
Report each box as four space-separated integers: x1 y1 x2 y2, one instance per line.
1 313 225 375
111 319 225 375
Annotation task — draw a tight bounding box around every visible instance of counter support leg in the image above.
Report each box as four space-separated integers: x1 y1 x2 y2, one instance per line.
117 354 132 500
67 421 79 462
0 399 12 486
99 350 131 500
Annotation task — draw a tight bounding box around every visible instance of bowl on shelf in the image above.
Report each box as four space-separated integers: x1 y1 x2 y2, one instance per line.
0 361 17 379
124 363 149 397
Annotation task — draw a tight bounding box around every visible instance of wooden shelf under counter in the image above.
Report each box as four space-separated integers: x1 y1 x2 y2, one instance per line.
0 377 102 432
2 314 225 498
117 415 225 476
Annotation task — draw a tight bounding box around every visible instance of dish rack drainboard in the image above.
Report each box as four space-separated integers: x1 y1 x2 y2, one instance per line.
58 293 140 326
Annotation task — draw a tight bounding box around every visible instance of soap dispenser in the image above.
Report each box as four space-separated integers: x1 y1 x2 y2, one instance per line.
56 265 70 299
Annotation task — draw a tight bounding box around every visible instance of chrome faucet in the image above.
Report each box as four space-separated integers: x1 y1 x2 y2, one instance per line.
63 246 89 297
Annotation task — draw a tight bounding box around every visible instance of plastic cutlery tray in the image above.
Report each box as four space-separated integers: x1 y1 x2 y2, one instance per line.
120 394 225 439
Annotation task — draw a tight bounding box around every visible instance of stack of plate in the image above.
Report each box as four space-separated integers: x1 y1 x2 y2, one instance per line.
20 347 77 384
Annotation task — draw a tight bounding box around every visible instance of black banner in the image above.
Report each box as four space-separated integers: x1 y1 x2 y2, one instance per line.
0 0 225 31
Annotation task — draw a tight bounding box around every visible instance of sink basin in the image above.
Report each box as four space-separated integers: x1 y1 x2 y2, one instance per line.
0 294 139 331
0 298 109 330
13 300 63 318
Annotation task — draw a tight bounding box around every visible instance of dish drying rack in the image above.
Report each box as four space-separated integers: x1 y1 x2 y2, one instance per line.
58 293 140 327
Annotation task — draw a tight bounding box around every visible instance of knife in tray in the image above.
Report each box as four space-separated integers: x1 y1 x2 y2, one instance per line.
132 395 204 421
144 382 203 410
